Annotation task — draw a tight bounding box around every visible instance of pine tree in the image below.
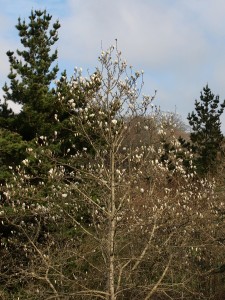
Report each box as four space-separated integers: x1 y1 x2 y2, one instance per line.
0 128 27 183
2 9 60 140
188 85 225 174
0 10 101 183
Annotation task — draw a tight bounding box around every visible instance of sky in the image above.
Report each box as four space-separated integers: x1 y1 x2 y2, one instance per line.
1 0 225 131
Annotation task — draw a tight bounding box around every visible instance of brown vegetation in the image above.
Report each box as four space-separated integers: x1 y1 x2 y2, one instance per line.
0 46 224 300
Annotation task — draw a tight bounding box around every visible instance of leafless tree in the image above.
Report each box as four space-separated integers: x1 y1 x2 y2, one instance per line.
1 45 224 300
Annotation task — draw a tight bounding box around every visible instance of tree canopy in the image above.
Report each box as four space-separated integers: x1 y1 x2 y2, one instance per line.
1 9 60 140
188 84 225 174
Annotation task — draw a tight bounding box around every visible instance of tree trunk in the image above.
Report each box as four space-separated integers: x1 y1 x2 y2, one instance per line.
108 148 116 300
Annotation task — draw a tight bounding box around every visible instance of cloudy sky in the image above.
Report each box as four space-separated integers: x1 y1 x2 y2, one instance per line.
1 0 225 131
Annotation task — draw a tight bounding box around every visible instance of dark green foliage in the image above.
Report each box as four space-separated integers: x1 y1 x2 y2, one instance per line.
0 102 16 136
0 10 102 183
0 128 27 183
188 85 225 174
2 9 60 140
0 10 61 182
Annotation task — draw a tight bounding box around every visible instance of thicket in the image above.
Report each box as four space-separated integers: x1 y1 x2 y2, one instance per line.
0 10 225 300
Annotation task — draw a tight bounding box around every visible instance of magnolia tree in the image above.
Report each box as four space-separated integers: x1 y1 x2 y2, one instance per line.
0 46 224 299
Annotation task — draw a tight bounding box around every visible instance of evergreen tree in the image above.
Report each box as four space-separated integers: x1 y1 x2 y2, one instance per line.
0 128 27 183
0 102 15 130
188 85 225 174
1 9 60 140
0 10 101 183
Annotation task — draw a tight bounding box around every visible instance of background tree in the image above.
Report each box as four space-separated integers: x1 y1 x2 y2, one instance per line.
1 9 60 140
187 84 225 174
0 10 62 183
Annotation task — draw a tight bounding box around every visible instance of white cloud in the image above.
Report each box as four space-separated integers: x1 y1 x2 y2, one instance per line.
59 0 210 70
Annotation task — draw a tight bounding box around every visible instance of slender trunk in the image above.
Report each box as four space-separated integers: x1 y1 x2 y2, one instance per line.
108 148 116 300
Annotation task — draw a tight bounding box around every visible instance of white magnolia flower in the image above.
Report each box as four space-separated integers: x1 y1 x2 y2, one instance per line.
22 159 29 166
129 103 134 109
49 168 54 174
111 119 117 125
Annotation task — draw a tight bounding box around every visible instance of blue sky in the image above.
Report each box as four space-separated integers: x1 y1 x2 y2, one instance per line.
1 0 225 131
